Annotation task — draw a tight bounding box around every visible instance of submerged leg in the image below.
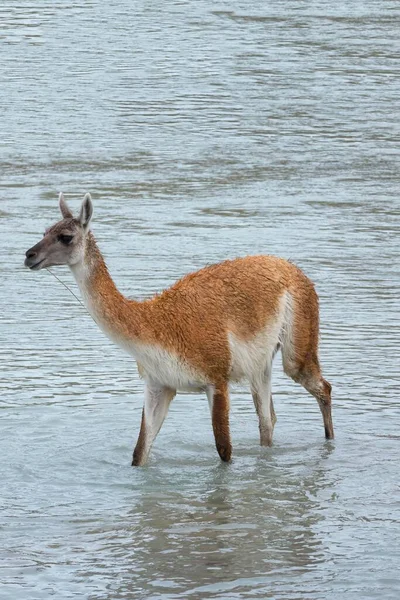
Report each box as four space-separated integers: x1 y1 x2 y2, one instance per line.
132 383 176 466
206 383 232 462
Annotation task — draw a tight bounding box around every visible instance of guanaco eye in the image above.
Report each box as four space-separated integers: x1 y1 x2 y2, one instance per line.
58 234 73 245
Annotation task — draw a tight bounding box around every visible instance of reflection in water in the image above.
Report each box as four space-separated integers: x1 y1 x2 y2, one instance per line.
1 1 400 599
73 446 336 600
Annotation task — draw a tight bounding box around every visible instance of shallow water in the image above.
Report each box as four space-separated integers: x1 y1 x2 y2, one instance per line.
1 2 400 599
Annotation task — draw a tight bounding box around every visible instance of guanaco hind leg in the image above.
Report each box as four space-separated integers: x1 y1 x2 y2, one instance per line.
132 383 176 466
270 396 277 429
206 383 232 462
281 289 334 439
284 358 334 440
301 368 333 439
251 367 274 447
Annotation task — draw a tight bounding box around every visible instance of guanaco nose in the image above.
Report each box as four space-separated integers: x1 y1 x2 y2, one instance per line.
26 249 37 259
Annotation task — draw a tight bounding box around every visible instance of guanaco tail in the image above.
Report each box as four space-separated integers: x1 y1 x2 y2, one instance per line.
25 193 334 466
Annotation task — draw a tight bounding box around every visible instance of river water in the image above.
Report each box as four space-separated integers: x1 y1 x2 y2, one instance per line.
1 2 399 599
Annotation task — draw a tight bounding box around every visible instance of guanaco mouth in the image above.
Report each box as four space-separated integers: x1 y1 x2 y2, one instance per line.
27 258 45 270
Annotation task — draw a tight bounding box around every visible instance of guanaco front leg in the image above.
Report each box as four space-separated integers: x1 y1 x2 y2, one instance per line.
132 383 176 466
206 383 232 462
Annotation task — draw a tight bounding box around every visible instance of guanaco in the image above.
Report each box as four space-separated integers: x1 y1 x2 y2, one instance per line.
25 193 334 466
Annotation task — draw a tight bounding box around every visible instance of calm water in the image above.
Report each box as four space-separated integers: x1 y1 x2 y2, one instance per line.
1 2 399 599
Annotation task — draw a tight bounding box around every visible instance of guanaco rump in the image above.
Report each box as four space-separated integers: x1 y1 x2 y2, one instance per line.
25 193 334 466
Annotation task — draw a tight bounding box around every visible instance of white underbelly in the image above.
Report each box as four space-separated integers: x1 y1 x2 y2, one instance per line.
128 340 207 391
93 316 206 390
93 291 290 390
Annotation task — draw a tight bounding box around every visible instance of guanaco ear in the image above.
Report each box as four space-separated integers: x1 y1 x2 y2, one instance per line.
79 193 93 229
59 192 73 219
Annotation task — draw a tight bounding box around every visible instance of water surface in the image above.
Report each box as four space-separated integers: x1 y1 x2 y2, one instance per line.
1 2 399 599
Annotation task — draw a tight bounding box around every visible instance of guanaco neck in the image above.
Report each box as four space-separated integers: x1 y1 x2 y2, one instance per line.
70 231 146 341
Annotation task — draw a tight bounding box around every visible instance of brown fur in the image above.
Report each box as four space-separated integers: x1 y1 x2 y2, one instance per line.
84 235 334 450
85 237 320 384
83 234 334 441
25 198 334 464
211 384 231 462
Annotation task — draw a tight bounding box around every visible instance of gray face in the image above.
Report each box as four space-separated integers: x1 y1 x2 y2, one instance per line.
24 193 93 271
25 218 85 270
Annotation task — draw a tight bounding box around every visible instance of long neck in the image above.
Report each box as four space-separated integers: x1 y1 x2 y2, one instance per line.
70 232 145 341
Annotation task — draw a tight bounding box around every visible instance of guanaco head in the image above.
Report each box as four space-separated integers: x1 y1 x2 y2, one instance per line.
25 193 93 270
